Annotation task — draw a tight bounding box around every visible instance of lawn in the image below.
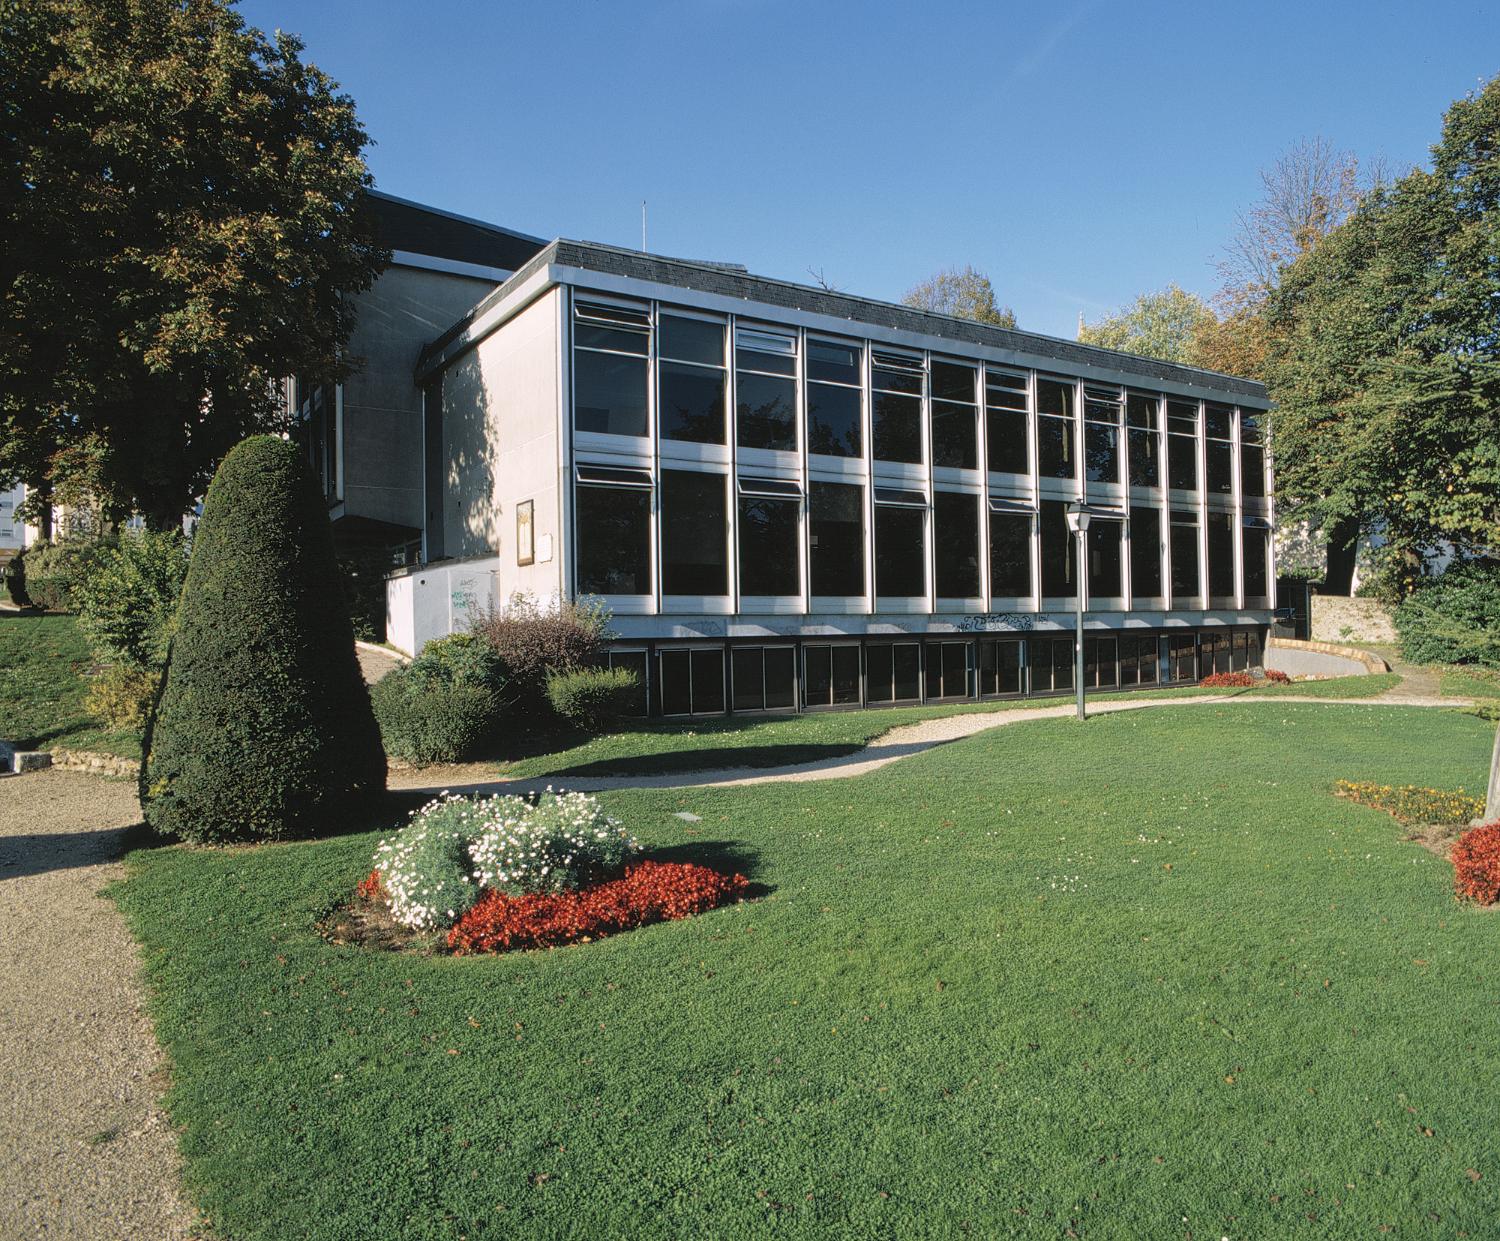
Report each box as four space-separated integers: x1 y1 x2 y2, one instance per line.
1440 667 1500 700
0 612 141 758
113 702 1500 1239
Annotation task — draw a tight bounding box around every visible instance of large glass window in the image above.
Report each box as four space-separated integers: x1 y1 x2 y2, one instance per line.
1084 386 1122 484
988 503 1033 598
1169 509 1200 602
1039 499 1076 597
1167 400 1198 492
1168 633 1197 682
934 491 980 598
1126 393 1160 487
1205 403 1233 495
659 647 726 716
931 360 977 470
732 646 797 712
1206 511 1236 598
1087 518 1123 600
736 327 797 452
1129 506 1163 599
866 643 921 703
659 314 726 444
1240 409 1265 498
1037 377 1077 479
874 498 925 597
925 641 971 700
661 470 727 595
809 481 865 597
575 473 651 594
1243 520 1270 598
872 351 924 464
1118 634 1159 687
737 478 801 596
1029 636 1075 693
806 339 862 457
1084 637 1118 688
977 639 1024 696
804 644 861 708
1202 630 1231 675
986 369 1030 476
573 300 649 437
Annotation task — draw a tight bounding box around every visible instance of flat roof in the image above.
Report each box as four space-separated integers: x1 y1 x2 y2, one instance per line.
420 239 1268 401
366 190 548 272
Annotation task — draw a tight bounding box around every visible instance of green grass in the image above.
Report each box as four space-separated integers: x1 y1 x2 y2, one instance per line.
0 612 141 757
1238 671 1403 699
1440 668 1500 700
113 702 1500 1239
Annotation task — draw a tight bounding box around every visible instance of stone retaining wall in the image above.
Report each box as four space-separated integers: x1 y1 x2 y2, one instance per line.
50 748 141 780
1266 637 1390 679
1311 595 1397 644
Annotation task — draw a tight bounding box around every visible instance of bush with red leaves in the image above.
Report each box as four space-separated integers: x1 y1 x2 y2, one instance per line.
448 860 749 954
1451 822 1500 905
1199 669 1292 688
355 869 385 902
1263 668 1291 684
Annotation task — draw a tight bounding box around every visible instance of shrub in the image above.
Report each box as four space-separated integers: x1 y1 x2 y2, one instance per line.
21 537 116 611
1333 779 1485 826
85 662 159 731
371 634 509 764
545 666 641 731
471 593 612 709
1200 671 1256 688
448 861 749 954
1451 823 1500 905
1263 668 1291 684
75 528 189 668
371 794 490 931
406 632 509 694
1393 561 1500 668
2 550 28 606
139 436 386 843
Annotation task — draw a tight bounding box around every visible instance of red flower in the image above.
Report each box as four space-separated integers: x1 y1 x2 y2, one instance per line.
355 869 386 902
1452 822 1500 905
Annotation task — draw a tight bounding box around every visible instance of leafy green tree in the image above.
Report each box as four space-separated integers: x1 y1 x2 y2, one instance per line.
140 435 385 842
1263 78 1500 587
0 0 387 530
902 266 1017 328
1077 284 1216 364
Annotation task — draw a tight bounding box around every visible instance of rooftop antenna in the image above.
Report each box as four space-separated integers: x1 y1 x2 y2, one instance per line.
1077 310 1085 339
641 200 647 252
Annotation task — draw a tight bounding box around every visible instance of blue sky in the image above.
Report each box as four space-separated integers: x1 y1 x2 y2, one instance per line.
239 0 1497 339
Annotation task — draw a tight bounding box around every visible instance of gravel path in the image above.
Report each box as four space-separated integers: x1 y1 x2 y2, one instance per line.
0 770 196 1240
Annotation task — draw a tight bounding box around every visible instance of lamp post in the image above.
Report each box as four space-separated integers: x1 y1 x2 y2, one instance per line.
1065 504 1091 721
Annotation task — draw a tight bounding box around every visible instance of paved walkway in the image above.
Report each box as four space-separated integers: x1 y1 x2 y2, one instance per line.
389 689 1477 798
0 770 196 1240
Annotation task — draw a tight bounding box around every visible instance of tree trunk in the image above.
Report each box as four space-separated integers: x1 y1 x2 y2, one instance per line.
1322 516 1359 595
1486 721 1500 824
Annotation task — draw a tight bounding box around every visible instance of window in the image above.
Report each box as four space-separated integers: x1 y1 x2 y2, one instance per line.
806 339 862 457
575 471 651 595
1167 400 1198 491
732 646 797 712
1231 630 1251 672
867 643 921 703
1029 636 1075 693
986 369 1030 476
1169 509 1199 601
925 641 971 699
872 351 924 464
1243 519 1270 598
1168 633 1197 682
573 300 649 437
934 491 980 598
661 470 727 595
931 360 977 469
809 481 865 597
977 639 1024 696
1036 377 1076 479
874 496 925 597
1129 507 1162 599
1206 511 1235 598
1039 499 1076 597
736 327 797 452
1118 634 1159 687
1202 630 1231 675
1126 393 1160 487
1205 403 1233 495
804 643 861 708
1084 637 1118 688
606 648 650 715
659 647 725 715
737 478 801 597
1240 409 1265 498
1087 517 1123 600
659 314 726 444
988 502 1033 598
1084 386 1122 484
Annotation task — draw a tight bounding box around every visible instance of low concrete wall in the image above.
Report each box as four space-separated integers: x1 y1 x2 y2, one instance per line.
385 556 501 656
1311 595 1397 644
1266 637 1390 679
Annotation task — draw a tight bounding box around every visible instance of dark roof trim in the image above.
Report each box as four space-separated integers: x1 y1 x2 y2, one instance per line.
419 240 1269 401
367 189 548 245
366 190 547 273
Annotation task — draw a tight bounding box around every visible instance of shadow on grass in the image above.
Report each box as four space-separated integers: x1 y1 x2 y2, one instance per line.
645 838 772 898
540 742 866 779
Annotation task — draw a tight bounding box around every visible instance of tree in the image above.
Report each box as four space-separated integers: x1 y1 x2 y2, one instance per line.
140 435 386 842
902 265 1017 328
0 0 387 530
1263 78 1500 590
1077 284 1216 364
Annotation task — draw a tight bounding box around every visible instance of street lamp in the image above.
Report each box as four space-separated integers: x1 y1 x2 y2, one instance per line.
1065 503 1091 721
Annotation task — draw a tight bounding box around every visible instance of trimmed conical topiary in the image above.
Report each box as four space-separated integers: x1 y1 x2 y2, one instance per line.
140 435 386 841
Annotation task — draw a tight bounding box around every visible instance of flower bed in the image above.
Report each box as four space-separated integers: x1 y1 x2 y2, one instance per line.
1451 823 1500 905
1199 669 1291 688
1333 779 1485 826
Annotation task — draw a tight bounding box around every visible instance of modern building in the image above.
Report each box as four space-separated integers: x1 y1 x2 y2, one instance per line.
383 236 1275 716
